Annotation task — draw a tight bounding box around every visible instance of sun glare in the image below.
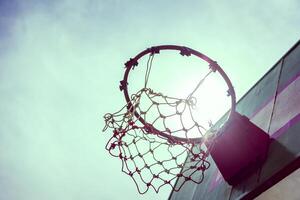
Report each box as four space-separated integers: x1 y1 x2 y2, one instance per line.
175 69 231 136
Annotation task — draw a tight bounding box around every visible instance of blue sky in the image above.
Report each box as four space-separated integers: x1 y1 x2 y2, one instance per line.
0 0 299 199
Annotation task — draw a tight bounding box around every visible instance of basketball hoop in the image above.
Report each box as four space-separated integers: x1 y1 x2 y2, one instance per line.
102 45 237 193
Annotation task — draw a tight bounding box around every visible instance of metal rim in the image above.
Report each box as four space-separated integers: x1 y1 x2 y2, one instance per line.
120 45 236 144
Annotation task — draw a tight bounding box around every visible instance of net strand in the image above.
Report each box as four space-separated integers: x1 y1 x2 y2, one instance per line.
144 54 155 88
104 88 215 193
187 69 213 99
103 54 217 194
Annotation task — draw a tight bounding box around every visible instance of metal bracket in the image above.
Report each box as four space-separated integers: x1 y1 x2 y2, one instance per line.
180 47 192 56
125 58 138 69
119 80 128 91
227 88 234 97
148 46 160 55
209 61 218 72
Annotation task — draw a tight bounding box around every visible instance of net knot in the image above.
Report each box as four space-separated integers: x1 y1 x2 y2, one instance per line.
103 113 114 131
109 143 117 150
187 96 197 108
103 87 211 193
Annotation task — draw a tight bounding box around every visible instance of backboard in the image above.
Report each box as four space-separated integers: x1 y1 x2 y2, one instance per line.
169 39 300 200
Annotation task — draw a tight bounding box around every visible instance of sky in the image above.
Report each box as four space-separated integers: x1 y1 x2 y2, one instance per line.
0 0 299 200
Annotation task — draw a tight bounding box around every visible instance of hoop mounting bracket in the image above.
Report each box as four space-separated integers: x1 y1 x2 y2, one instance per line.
180 47 192 56
119 80 128 91
125 58 138 69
